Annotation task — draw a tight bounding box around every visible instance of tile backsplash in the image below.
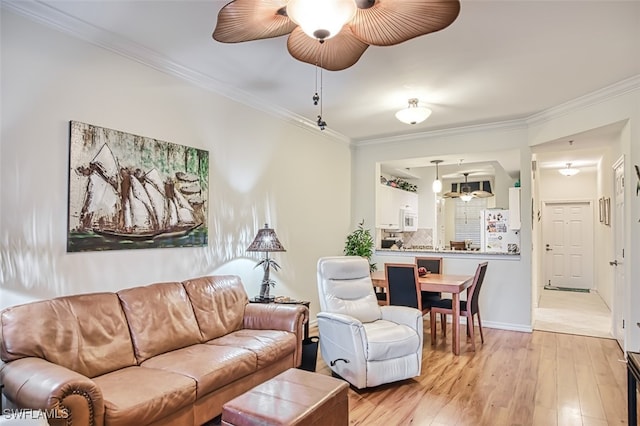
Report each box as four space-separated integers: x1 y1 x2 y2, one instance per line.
402 228 433 248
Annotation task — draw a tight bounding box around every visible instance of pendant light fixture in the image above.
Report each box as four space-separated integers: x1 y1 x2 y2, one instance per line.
558 162 580 176
395 98 432 125
459 173 474 202
431 160 443 193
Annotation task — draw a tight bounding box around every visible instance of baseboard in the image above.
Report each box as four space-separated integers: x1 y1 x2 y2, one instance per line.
310 317 532 333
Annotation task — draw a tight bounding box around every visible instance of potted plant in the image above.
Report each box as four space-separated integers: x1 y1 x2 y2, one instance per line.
344 220 377 272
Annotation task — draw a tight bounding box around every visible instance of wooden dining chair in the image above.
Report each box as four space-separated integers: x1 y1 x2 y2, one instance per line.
384 263 429 316
415 257 442 274
450 241 466 250
415 256 443 310
429 262 488 351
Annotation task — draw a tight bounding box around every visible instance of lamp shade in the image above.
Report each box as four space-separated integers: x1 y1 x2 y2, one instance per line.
558 163 580 176
286 0 357 41
396 98 432 125
247 224 286 252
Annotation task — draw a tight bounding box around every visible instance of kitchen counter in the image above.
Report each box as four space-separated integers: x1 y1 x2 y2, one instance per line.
376 248 520 258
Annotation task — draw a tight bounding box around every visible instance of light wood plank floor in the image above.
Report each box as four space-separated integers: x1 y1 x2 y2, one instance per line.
312 322 628 426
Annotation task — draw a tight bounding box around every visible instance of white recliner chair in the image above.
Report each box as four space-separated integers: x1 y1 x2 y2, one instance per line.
316 256 423 389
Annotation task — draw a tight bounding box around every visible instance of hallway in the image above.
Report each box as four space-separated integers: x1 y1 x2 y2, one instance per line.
534 287 612 339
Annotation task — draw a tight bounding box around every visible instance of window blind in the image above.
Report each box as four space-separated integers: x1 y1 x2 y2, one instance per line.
454 198 486 246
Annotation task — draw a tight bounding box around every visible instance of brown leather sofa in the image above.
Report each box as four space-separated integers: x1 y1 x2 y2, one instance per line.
0 275 308 426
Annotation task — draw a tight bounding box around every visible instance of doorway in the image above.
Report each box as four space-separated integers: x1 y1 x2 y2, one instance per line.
534 200 611 338
530 123 623 339
612 157 625 347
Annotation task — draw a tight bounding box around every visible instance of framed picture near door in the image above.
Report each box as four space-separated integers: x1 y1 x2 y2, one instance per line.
604 197 611 226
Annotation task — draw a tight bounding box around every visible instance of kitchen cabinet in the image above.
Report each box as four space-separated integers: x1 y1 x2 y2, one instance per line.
376 184 418 230
508 187 521 230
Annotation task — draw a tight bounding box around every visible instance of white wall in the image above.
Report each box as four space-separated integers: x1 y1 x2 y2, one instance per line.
353 125 534 330
537 167 600 292
0 11 352 321
528 85 640 351
354 84 640 334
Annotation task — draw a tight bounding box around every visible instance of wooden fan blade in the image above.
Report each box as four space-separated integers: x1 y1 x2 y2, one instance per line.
349 0 461 46
213 0 297 43
472 190 495 198
287 27 369 71
442 191 461 199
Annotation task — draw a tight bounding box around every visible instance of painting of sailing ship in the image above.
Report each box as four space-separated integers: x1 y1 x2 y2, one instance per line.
67 121 208 252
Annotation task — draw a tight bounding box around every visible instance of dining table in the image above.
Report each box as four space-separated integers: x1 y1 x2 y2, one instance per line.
370 270 474 355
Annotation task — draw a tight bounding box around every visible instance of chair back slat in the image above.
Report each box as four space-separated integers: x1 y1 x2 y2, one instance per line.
385 263 421 311
415 257 442 274
469 262 488 314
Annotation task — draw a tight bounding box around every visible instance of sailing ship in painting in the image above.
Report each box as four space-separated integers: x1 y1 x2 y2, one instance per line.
76 143 204 241
67 121 208 251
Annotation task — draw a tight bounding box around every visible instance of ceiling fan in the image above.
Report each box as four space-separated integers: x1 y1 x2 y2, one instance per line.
442 172 494 201
213 0 461 71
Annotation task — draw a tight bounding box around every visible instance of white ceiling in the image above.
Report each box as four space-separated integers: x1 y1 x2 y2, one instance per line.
5 0 640 171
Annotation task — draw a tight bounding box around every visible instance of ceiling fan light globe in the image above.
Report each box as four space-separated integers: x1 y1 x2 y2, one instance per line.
286 0 357 41
460 193 474 202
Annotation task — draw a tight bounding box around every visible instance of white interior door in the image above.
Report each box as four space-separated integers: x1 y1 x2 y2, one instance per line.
612 157 625 347
542 201 594 289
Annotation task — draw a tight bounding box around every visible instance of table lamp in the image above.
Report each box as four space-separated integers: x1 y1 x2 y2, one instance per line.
246 224 286 301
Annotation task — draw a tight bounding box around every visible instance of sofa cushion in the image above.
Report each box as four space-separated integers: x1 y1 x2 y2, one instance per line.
0 293 137 378
93 366 195 425
141 344 256 397
118 282 201 363
118 283 200 363
207 329 296 369
182 275 248 342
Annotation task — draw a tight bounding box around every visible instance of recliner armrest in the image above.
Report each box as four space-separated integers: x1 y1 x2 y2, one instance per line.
316 312 363 327
1 357 104 425
380 305 423 331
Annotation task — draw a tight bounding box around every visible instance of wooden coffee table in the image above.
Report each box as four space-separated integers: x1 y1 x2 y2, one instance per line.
221 368 348 425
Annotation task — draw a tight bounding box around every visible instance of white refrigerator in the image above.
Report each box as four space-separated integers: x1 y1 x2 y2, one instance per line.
480 209 520 254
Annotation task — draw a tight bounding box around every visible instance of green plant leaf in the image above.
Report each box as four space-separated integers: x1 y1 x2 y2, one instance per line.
343 219 377 272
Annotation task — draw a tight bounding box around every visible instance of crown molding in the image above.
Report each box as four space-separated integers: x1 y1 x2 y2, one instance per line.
4 1 637 149
356 74 640 148
526 74 640 127
2 0 351 146
353 118 528 148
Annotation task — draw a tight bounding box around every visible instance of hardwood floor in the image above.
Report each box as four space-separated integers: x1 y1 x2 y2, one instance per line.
312 323 628 426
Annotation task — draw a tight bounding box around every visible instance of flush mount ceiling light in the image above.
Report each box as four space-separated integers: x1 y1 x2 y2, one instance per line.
559 162 580 176
213 0 461 71
395 98 432 125
431 160 443 193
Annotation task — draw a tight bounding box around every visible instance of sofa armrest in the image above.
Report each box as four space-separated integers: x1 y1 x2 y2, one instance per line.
1 357 104 426
243 303 308 366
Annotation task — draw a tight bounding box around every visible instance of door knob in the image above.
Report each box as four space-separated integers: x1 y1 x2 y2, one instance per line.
545 247 552 252
609 260 618 266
